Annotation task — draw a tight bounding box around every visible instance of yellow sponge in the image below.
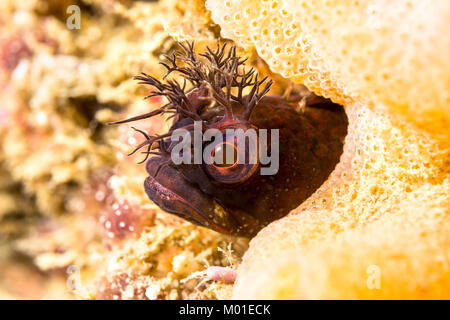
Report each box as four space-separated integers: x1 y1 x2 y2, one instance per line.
205 0 450 299
206 0 450 139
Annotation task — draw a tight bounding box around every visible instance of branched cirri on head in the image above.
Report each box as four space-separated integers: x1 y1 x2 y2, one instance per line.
109 41 347 237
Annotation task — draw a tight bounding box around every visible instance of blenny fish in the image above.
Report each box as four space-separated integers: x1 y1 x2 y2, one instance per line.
111 42 347 237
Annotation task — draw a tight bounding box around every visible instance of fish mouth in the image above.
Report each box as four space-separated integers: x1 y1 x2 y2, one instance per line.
144 156 237 235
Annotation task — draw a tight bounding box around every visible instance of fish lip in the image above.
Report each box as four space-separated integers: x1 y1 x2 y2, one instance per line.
144 175 230 235
144 157 235 235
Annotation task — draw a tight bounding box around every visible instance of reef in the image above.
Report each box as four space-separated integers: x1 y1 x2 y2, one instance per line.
0 0 448 299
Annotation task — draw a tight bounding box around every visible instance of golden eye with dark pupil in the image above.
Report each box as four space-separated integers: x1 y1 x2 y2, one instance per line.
212 143 238 168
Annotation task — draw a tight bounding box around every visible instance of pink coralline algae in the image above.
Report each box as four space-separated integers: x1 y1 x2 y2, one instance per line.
0 36 32 71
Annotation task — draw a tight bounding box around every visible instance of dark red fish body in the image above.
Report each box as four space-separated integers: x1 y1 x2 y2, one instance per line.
112 42 347 237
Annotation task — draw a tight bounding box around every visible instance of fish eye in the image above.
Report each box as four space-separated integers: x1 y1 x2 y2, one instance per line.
203 134 259 185
211 142 238 168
